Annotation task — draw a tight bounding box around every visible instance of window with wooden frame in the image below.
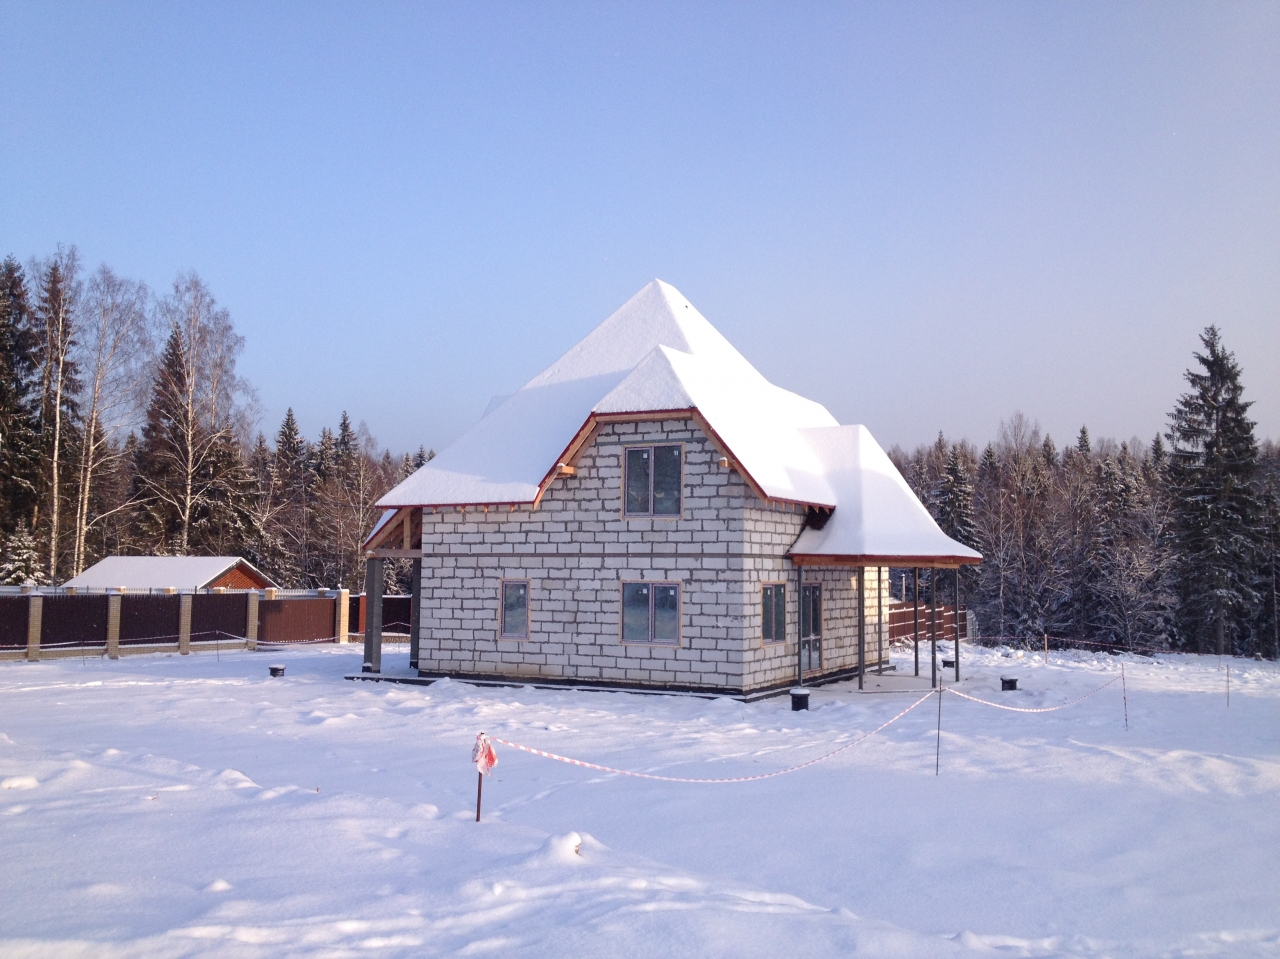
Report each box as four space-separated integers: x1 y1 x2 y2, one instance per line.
761 583 786 643
500 580 529 639
624 444 682 516
620 581 680 644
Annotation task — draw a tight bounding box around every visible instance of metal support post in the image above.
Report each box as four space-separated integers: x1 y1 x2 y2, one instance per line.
913 567 920 677
857 566 866 690
409 558 422 670
363 556 384 674
795 564 803 688
930 571 938 689
953 568 961 683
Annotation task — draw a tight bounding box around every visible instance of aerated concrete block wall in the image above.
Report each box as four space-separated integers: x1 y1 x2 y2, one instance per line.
416 417 887 694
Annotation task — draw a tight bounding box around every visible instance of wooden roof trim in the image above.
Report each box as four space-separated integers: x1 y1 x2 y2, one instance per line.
364 507 424 552
789 553 982 569
530 408 837 512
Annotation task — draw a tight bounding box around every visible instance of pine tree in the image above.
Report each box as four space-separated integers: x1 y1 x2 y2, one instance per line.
1166 326 1260 655
1041 435 1057 468
32 249 83 580
0 257 42 534
0 521 45 585
935 446 977 548
1076 426 1091 456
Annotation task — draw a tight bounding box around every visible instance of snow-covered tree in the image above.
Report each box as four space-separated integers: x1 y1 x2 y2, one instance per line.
0 521 45 585
1166 326 1260 655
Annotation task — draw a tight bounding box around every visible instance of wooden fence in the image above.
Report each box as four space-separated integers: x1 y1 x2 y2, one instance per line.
885 601 969 643
0 587 352 661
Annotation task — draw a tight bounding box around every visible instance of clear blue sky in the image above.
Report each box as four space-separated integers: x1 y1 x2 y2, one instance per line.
4 3 1277 455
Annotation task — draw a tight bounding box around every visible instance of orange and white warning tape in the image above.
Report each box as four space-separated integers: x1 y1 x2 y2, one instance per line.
489 690 936 784
943 675 1120 713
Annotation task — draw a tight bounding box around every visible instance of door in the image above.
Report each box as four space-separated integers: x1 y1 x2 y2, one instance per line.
800 583 822 672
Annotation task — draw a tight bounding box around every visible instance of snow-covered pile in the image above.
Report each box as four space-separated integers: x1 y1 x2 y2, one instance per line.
1 646 1277 957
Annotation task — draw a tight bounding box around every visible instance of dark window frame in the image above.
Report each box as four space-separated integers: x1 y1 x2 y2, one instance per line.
500 579 530 639
800 583 822 639
623 444 683 518
620 580 681 645
761 583 787 644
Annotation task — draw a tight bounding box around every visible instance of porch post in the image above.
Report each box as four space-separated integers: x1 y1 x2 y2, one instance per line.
876 567 885 674
930 570 938 689
857 566 866 691
363 555 384 674
409 558 422 670
795 563 803 688
953 567 961 683
913 567 920 677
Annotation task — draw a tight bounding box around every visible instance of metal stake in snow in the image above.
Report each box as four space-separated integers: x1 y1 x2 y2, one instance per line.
472 732 498 822
1121 660 1129 731
935 685 943 776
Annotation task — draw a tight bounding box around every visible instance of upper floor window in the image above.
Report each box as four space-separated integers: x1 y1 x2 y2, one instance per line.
625 444 681 516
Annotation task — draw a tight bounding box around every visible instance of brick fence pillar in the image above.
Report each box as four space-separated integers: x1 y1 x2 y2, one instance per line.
26 591 42 662
178 593 192 655
336 589 349 643
247 591 262 650
106 591 122 660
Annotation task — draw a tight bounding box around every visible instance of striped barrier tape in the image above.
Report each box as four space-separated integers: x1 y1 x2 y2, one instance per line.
489 689 937 784
943 675 1120 713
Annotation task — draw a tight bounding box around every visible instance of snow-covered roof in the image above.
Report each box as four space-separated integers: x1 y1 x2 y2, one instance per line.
790 426 982 566
375 279 980 565
62 556 276 590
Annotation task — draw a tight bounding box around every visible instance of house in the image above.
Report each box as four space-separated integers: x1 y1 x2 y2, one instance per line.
362 280 980 697
63 556 277 591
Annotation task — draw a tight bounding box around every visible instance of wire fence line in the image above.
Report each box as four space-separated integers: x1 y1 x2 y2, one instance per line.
482 669 1131 785
489 689 938 784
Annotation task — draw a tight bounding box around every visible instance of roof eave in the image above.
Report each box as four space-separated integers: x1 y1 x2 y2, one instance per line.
788 552 983 569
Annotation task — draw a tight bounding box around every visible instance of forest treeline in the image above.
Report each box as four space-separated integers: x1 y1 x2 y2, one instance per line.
891 328 1280 658
0 246 427 592
3 245 1278 655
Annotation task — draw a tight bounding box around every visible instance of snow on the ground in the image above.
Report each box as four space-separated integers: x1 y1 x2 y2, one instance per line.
1 644 1278 958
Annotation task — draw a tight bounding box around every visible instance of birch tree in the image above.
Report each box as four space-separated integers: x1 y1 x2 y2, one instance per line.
132 274 252 555
70 266 152 574
32 247 83 580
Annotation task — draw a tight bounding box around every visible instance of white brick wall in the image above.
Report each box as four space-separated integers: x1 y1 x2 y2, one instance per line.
416 418 887 694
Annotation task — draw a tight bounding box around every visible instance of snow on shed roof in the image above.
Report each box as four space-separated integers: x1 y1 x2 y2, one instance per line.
375 279 981 565
62 556 276 590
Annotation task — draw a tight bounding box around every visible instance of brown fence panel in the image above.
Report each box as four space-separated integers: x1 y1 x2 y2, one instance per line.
347 594 411 634
0 597 27 648
382 596 411 633
258 597 336 643
886 603 966 642
120 594 181 645
41 595 108 648
193 593 249 641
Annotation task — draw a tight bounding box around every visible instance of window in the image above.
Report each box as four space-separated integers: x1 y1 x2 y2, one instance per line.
762 584 786 643
501 580 529 638
625 445 682 516
621 581 680 643
800 583 822 671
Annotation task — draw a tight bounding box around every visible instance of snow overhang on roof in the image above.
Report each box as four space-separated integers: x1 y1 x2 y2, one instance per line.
788 425 982 567
372 279 981 567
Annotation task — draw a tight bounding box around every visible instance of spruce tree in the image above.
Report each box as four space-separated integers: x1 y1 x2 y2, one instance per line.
935 446 977 548
1166 326 1260 655
0 521 45 585
1076 425 1091 456
0 257 41 533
